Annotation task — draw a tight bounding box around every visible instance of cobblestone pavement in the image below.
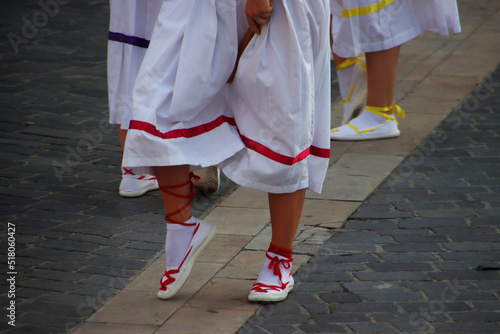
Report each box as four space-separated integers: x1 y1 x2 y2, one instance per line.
239 67 500 333
1 1 499 334
0 1 341 333
0 1 246 333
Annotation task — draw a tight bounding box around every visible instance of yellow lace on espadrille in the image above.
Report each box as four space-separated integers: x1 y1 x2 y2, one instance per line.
335 54 366 71
331 105 405 134
336 54 367 105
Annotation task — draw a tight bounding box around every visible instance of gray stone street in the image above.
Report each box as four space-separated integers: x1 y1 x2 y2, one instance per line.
0 1 237 333
240 69 500 333
1 1 499 334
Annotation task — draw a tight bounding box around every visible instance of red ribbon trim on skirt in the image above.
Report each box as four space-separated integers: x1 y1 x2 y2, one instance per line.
129 117 330 166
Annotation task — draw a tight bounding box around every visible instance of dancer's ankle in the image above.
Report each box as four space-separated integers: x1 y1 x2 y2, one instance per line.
268 243 293 259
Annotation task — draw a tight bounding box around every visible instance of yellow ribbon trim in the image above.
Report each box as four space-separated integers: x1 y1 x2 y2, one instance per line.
342 0 398 18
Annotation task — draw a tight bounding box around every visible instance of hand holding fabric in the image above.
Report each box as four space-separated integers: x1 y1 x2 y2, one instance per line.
245 0 273 35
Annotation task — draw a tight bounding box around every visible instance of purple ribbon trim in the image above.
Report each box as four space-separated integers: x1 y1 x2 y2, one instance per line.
108 32 150 48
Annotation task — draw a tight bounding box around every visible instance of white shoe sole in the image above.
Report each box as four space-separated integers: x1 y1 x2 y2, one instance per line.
119 183 159 197
331 118 401 141
331 129 400 141
157 224 216 300
248 280 294 303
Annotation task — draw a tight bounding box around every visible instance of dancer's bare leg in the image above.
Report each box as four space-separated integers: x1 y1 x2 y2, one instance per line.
155 164 216 300
154 165 192 222
248 189 306 302
365 45 401 110
119 127 127 150
268 189 306 249
332 45 401 111
330 45 403 140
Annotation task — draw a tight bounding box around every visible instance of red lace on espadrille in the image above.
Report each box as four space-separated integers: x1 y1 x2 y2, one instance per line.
157 173 216 300
249 244 294 302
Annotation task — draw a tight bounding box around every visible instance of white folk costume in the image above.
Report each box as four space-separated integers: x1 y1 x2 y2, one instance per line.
108 0 163 129
329 0 461 141
123 0 332 194
107 0 162 196
330 0 461 58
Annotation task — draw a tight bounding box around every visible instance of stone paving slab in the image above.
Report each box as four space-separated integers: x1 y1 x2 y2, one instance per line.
239 46 500 334
75 1 500 332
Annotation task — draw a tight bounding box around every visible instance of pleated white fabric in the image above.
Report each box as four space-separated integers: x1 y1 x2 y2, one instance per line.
331 0 461 58
107 0 163 129
123 0 331 194
220 0 331 194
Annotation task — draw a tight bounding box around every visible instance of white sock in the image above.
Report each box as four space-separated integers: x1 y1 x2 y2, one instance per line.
336 56 367 123
165 216 197 268
347 108 388 130
337 63 355 100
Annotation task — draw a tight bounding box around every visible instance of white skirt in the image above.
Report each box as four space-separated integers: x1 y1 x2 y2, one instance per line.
107 0 163 129
331 0 461 58
123 0 331 194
